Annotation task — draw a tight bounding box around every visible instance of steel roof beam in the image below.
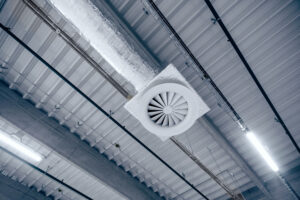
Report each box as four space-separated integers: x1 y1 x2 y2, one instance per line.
0 81 163 200
198 116 273 199
0 172 52 200
0 146 92 200
0 23 208 199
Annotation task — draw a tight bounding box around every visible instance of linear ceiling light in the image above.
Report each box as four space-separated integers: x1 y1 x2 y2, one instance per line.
0 129 42 162
246 132 279 172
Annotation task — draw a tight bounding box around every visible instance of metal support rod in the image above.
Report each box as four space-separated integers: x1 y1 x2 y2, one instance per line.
198 117 273 199
203 0 300 154
0 23 209 200
22 0 131 99
170 136 245 200
0 146 92 200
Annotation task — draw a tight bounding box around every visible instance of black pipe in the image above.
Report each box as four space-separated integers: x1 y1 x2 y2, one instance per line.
0 23 209 200
0 146 92 200
203 0 300 154
146 0 246 127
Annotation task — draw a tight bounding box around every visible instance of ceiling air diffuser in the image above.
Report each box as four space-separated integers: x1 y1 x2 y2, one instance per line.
124 64 209 140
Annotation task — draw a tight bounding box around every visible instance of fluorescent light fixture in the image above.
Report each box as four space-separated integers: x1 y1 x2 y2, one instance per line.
0 130 42 162
246 132 279 172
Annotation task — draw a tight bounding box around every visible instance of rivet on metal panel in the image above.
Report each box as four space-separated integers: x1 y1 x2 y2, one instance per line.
109 110 115 116
55 104 60 110
181 172 185 178
114 143 120 148
0 58 8 73
55 29 61 34
0 65 8 74
77 121 83 126
142 7 149 15
210 17 220 24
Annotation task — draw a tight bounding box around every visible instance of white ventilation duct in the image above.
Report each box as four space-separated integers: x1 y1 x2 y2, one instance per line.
48 0 158 91
48 0 209 140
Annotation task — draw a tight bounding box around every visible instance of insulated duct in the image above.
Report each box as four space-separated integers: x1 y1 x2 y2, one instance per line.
48 0 160 92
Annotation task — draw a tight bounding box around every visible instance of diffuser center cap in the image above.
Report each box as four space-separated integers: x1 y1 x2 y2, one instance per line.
163 106 173 114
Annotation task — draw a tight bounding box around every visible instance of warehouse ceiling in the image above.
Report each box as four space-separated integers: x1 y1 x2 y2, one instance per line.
0 0 299 200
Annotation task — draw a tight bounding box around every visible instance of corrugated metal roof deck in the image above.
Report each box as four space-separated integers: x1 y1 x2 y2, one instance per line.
117 0 300 169
0 0 299 199
0 116 127 200
108 0 300 198
0 1 249 199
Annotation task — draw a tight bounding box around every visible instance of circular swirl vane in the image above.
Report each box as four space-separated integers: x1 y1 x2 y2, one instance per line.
147 91 188 127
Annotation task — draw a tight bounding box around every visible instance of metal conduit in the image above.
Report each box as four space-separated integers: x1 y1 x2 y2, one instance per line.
0 23 209 200
170 136 245 200
0 146 93 200
23 0 131 99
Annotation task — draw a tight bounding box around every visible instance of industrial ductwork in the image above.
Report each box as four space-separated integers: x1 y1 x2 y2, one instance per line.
48 0 209 140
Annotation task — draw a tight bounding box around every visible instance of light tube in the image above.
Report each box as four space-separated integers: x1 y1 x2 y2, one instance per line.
246 132 279 172
0 130 42 162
